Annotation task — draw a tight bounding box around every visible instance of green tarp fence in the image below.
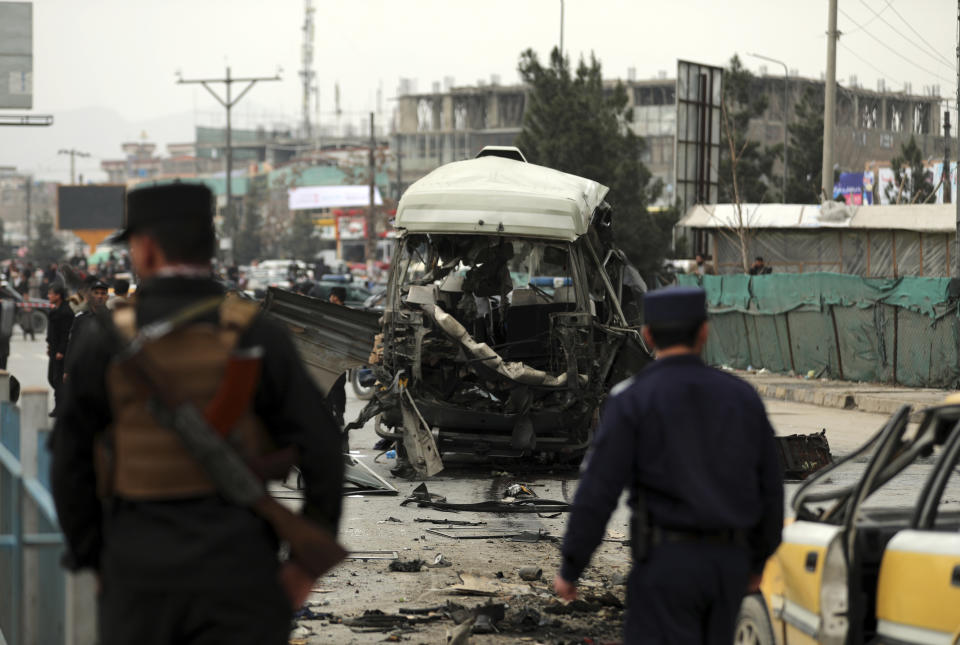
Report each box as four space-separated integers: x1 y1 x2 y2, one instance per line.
676 272 960 388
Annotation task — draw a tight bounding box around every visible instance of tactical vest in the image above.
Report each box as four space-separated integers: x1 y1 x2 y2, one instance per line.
100 294 270 500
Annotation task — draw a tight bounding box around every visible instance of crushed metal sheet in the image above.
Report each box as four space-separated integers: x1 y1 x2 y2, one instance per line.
426 527 525 540
445 572 537 597
401 483 569 514
343 454 399 495
276 455 399 497
508 530 559 543
346 550 399 561
414 518 487 526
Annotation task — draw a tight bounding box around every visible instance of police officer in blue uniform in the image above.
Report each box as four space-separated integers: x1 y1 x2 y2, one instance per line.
554 286 783 644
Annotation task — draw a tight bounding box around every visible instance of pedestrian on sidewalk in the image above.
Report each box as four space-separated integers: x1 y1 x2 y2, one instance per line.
46 283 73 416
50 182 343 645
0 297 14 370
554 286 784 644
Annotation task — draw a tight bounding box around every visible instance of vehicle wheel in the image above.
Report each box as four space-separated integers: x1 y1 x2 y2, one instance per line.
734 595 774 645
351 368 375 400
29 311 47 335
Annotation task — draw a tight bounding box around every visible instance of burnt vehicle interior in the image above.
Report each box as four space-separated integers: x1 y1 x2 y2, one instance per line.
355 219 651 473
789 403 960 641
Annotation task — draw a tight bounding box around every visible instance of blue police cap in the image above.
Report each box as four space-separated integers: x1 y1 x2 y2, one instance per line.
643 287 707 326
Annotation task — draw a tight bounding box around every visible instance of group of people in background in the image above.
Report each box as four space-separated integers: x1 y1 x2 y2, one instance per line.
686 253 774 276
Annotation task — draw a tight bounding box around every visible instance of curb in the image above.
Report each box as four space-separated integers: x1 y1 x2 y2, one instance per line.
750 382 928 422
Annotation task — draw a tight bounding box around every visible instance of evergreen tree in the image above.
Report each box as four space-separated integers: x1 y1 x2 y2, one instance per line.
887 135 934 204
515 47 672 275
784 87 825 203
719 55 778 203
30 210 65 265
286 211 320 261
235 175 266 264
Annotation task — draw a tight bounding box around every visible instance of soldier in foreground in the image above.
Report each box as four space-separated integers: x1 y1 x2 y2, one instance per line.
50 183 344 645
555 286 783 644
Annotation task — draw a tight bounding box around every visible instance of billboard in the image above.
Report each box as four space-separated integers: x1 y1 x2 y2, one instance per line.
675 60 723 214
0 2 32 109
58 185 126 231
289 185 382 211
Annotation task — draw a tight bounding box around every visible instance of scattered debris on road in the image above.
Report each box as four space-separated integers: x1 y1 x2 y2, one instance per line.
389 559 426 572
401 483 570 514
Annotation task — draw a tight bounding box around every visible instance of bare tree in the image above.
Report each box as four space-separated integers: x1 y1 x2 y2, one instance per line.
720 96 755 273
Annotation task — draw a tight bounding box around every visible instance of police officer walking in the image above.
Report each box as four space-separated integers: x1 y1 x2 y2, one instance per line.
555 286 783 644
51 183 344 645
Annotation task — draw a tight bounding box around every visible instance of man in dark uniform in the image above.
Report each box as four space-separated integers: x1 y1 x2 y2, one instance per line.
555 286 783 644
46 283 73 415
50 183 344 645
62 276 110 386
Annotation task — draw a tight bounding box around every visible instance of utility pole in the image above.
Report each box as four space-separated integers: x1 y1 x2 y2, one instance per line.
559 0 565 56
300 0 316 139
945 111 952 205
25 176 31 248
366 112 377 267
749 53 789 202
821 0 838 201
57 148 90 184
177 67 280 264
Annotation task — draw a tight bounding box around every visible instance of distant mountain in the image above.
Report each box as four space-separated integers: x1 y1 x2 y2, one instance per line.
0 106 195 183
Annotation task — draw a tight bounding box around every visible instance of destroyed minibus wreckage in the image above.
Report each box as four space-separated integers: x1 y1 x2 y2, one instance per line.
265 152 651 478
263 151 831 479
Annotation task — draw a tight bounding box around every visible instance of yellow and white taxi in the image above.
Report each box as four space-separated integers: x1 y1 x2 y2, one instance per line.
736 399 960 645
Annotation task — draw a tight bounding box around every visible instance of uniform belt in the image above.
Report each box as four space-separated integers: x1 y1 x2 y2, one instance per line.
650 526 748 547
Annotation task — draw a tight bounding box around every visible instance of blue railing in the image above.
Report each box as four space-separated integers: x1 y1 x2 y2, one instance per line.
0 386 80 645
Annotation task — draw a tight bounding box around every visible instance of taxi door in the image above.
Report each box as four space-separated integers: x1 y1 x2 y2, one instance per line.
774 521 845 644
874 424 960 645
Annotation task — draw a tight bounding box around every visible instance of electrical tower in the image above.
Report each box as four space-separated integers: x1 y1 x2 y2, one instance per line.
300 0 316 140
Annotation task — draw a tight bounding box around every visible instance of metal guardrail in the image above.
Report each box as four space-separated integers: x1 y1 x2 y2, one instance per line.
0 440 65 645
0 382 93 645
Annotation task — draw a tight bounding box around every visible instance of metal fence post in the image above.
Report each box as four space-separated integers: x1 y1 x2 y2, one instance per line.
20 388 46 645
64 571 97 645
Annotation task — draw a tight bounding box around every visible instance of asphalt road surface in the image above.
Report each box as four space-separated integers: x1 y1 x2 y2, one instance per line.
12 331 942 643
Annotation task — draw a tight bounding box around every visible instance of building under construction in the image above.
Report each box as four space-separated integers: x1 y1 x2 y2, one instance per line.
392 72 945 206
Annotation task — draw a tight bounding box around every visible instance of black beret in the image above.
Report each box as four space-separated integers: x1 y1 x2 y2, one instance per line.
644 287 707 326
113 182 213 242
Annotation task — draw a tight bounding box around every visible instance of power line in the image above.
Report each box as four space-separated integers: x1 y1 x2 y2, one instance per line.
839 6 953 87
838 41 901 89
857 0 953 71
883 0 955 68
843 1 890 34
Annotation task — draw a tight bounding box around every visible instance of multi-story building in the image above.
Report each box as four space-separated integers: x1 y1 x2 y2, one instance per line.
391 71 945 207
0 172 59 243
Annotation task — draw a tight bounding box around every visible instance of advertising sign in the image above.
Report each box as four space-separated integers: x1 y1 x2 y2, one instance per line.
675 60 723 214
0 2 32 109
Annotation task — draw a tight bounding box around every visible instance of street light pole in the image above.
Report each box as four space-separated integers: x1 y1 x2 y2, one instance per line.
748 53 789 203
822 0 839 201
559 0 564 56
177 66 281 264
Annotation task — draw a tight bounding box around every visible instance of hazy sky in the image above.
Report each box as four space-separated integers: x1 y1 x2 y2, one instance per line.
7 0 959 181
